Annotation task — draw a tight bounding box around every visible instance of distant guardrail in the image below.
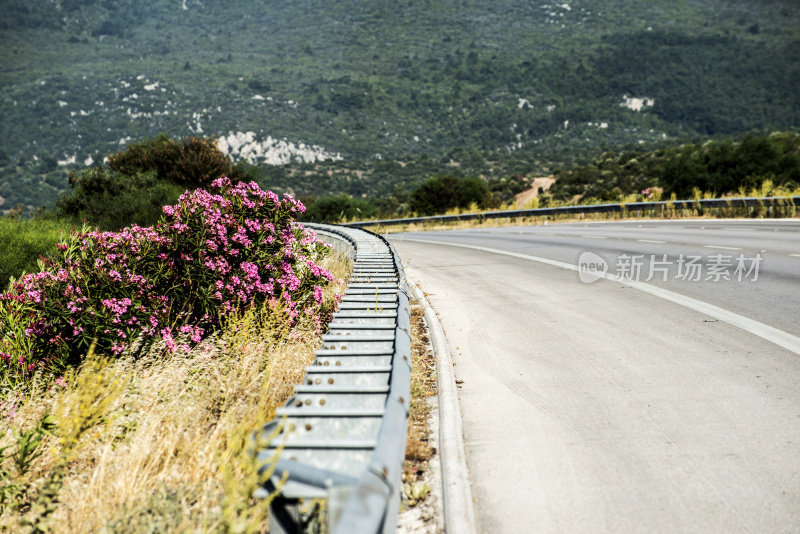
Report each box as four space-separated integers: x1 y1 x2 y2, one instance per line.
343 195 800 228
256 223 411 534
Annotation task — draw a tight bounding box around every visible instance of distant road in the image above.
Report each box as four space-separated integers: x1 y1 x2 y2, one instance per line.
390 220 800 533
395 219 800 336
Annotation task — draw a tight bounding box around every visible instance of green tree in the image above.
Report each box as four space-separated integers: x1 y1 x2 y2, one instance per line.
409 175 492 216
108 134 235 189
302 194 378 223
56 168 184 230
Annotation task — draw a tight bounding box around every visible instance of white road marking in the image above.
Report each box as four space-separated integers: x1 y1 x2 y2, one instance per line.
403 238 800 356
581 235 607 239
790 254 800 258
637 239 667 244
704 245 742 251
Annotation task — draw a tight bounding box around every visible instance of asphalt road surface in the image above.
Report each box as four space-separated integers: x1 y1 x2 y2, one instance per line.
389 219 800 533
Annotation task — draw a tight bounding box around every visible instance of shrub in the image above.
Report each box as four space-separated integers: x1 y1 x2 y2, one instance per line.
107 134 232 189
488 174 534 205
106 134 260 189
0 178 334 386
55 168 185 230
302 194 379 223
57 135 261 230
410 175 493 216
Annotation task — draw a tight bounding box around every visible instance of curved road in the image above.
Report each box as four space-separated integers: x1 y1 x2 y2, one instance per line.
389 220 800 533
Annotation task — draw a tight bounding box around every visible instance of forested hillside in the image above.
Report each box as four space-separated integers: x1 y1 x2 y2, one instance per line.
549 132 800 203
1 0 798 211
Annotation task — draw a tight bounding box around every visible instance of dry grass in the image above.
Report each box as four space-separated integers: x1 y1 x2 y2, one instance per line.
370 206 799 234
363 182 800 234
0 252 351 533
402 300 438 507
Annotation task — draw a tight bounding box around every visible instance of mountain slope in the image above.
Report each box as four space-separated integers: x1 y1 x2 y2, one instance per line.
1 0 798 210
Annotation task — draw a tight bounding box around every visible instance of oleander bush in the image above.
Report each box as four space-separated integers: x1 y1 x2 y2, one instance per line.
0 177 335 387
0 251 350 532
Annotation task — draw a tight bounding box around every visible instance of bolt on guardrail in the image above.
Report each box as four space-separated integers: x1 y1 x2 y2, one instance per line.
255 223 410 534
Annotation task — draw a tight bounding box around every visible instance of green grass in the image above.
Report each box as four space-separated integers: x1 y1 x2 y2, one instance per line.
0 216 74 290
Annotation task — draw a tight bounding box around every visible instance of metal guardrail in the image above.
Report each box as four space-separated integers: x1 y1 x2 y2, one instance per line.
343 195 800 228
256 223 411 534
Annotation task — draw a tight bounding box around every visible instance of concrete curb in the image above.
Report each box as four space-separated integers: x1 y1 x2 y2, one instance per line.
406 271 478 534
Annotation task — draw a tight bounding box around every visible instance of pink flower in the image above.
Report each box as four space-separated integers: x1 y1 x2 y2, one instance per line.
211 176 231 188
0 178 335 381
161 328 176 352
313 285 323 304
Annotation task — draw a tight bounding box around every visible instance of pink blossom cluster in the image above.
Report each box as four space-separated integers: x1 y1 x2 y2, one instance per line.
641 187 663 200
0 178 335 384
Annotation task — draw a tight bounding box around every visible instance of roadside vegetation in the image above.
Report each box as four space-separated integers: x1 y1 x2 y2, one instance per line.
402 300 438 512
300 131 800 225
0 136 352 530
1 135 262 289
4 131 799 293
365 185 800 234
0 215 74 291
0 252 349 532
1 177 336 385
548 131 800 203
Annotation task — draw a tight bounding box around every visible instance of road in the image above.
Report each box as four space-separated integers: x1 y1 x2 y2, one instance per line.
389 220 800 533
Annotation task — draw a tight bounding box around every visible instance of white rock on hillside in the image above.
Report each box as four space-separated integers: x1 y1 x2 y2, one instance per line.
217 131 342 166
621 95 655 112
